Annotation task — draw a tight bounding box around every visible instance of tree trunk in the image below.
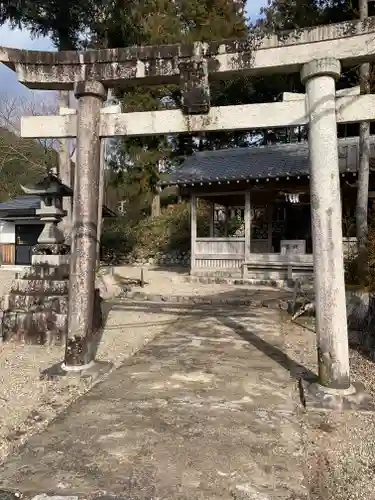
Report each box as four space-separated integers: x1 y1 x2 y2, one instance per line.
96 139 106 268
151 161 161 217
58 90 73 239
151 191 161 217
356 0 370 284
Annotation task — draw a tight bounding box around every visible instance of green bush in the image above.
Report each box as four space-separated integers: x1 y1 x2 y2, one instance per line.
100 217 136 264
344 225 375 291
100 201 210 264
134 203 190 256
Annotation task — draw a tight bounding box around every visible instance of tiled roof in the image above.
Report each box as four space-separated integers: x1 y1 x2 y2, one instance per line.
0 195 115 217
0 195 40 212
162 136 375 186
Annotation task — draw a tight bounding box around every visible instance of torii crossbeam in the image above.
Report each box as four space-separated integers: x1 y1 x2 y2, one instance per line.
2 18 375 398
1 18 375 89
20 95 375 138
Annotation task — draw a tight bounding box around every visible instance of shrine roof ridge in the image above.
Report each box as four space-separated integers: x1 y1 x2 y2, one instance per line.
163 136 375 187
0 17 374 66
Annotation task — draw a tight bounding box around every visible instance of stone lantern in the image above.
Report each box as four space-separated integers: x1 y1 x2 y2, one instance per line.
21 172 72 269
1 173 73 345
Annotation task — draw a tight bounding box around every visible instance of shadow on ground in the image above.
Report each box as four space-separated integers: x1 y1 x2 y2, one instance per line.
0 289 310 499
105 284 315 383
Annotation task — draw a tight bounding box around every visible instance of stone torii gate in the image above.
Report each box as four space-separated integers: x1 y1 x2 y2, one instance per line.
1 18 375 399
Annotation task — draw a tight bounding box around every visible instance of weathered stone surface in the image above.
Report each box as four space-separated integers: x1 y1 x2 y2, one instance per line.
179 58 210 114
0 490 21 500
0 307 308 499
40 360 112 384
126 291 207 304
122 289 290 310
291 287 375 338
32 255 69 270
1 311 67 344
31 495 77 500
22 95 375 140
346 288 372 330
64 289 103 367
96 271 122 300
1 262 70 345
21 264 68 280
119 249 191 267
64 82 105 358
10 279 68 295
4 293 68 314
2 18 374 88
299 379 375 411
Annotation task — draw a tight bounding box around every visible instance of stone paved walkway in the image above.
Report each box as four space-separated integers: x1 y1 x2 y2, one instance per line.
0 302 308 499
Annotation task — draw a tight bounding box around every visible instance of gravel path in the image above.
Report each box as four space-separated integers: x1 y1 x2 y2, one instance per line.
0 266 278 466
0 269 181 464
1 265 375 498
0 301 181 464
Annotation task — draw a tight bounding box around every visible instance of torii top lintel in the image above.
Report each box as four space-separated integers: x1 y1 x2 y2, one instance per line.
1 17 375 91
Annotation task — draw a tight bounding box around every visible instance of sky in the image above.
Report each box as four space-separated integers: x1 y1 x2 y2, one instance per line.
0 0 268 102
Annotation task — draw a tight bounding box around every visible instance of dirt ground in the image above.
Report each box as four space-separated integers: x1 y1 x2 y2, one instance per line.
0 269 180 465
283 317 375 500
0 266 375 498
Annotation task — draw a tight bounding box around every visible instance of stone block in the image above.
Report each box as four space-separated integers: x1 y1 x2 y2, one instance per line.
346 288 372 331
179 58 210 114
0 490 22 500
31 495 78 500
25 265 69 281
4 293 68 314
40 360 113 383
299 378 375 411
10 279 68 295
32 254 70 269
1 311 67 344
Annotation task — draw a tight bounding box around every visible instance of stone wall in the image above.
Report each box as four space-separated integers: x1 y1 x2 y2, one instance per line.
345 288 375 356
346 289 375 332
121 249 191 267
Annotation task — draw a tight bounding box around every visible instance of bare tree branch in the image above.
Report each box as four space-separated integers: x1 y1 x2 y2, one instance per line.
0 91 60 144
356 0 371 283
0 92 61 200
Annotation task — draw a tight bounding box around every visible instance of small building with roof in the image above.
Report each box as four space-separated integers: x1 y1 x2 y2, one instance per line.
0 176 116 266
162 136 375 280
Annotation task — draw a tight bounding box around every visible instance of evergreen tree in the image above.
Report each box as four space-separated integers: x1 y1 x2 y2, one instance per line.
264 0 375 280
99 0 250 214
0 0 105 49
263 0 374 31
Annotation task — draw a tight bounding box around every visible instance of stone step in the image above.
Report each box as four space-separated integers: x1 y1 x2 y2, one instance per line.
10 279 68 295
125 290 263 306
1 311 67 345
2 293 68 313
18 266 69 281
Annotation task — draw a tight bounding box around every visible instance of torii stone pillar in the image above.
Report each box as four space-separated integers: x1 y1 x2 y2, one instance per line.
63 81 107 369
301 58 350 390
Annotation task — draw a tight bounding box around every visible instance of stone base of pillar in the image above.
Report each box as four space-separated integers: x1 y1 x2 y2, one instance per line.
299 378 375 411
0 264 69 345
40 359 113 384
38 286 106 381
32 253 70 272
0 264 103 354
64 288 103 365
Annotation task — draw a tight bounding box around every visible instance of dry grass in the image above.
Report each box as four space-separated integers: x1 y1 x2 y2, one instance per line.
304 413 375 500
283 318 375 500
